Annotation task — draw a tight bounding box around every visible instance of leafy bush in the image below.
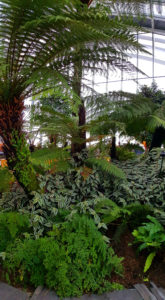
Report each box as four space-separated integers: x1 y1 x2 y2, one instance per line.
0 212 30 252
132 215 165 272
3 215 123 297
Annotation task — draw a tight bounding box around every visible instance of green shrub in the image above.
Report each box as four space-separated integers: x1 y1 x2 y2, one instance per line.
4 215 123 297
132 215 165 272
0 212 30 252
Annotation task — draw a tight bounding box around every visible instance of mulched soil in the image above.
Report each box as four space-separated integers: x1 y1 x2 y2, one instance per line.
109 224 165 289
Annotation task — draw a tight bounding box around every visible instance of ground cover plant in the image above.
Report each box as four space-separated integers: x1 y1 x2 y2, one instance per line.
104 149 165 211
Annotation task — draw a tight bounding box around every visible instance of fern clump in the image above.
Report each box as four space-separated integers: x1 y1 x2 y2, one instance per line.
0 212 30 252
3 215 123 297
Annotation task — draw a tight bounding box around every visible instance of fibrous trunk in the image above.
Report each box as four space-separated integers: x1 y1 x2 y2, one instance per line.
110 135 117 159
149 126 165 151
0 98 24 167
0 98 37 194
71 58 86 158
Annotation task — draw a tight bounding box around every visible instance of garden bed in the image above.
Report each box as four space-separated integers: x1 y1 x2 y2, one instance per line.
0 226 165 296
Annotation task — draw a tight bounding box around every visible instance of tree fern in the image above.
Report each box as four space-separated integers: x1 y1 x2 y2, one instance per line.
0 0 150 191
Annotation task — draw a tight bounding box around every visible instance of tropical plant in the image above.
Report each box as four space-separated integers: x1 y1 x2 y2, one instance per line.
27 1 150 158
0 0 148 193
126 83 165 150
3 215 123 297
132 215 165 272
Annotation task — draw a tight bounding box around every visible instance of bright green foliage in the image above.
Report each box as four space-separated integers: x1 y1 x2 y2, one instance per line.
10 132 38 192
0 168 14 193
132 215 165 251
132 215 165 272
0 212 30 251
4 215 123 297
144 252 156 273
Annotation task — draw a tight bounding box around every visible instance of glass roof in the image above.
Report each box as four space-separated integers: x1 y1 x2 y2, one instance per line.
86 1 165 95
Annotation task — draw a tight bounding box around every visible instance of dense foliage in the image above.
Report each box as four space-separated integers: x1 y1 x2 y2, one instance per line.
3 215 123 297
104 149 165 210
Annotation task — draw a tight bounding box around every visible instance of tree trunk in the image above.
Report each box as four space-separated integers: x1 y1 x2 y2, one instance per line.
110 135 117 159
71 58 86 158
149 126 165 151
0 98 24 167
0 98 37 195
49 134 58 146
81 0 93 6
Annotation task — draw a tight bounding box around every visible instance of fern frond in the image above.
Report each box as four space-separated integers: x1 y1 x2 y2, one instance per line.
86 158 125 179
31 147 70 171
147 115 165 132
